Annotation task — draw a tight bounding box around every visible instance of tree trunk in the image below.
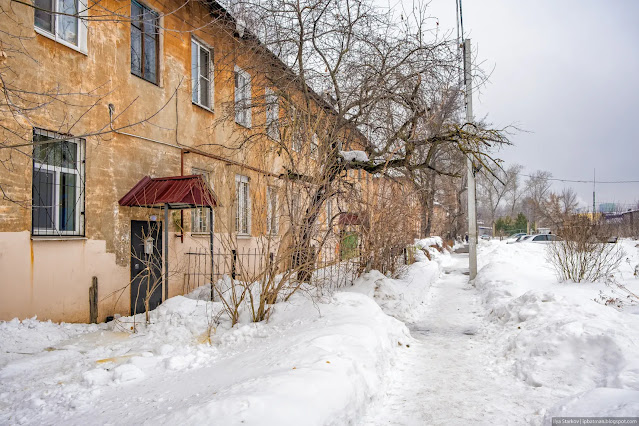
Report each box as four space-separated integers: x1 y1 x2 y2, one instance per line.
420 198 428 238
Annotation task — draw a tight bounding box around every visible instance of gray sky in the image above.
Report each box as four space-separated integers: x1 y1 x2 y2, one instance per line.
406 0 639 210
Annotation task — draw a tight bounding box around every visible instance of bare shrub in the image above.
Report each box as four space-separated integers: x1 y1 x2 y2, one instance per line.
547 218 625 283
595 276 639 309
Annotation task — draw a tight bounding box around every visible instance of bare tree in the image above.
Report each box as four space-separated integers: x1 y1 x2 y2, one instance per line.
217 0 510 256
523 170 553 226
476 164 523 229
505 163 524 215
559 187 579 215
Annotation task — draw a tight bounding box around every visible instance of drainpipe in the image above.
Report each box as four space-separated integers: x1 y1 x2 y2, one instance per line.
164 203 169 301
209 206 214 301
179 149 185 243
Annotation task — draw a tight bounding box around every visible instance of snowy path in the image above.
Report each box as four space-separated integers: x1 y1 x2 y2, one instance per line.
360 253 550 426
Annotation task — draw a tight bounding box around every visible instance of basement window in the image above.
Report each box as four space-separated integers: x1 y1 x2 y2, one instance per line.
34 0 88 53
32 128 85 236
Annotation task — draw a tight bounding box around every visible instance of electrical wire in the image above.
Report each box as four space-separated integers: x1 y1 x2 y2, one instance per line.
517 173 639 185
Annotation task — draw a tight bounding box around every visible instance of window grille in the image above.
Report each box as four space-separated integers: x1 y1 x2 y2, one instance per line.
32 128 85 236
235 175 250 234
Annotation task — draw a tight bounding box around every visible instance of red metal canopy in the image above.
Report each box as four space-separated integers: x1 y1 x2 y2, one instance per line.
338 212 367 226
118 175 217 209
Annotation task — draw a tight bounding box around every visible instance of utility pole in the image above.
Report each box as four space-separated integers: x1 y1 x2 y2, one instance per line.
463 38 477 280
592 168 596 217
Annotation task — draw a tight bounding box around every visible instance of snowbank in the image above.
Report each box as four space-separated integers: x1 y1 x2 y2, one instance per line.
0 275 425 425
349 248 444 322
475 239 639 419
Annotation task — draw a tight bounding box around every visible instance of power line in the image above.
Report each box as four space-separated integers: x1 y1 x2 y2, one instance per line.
517 173 639 185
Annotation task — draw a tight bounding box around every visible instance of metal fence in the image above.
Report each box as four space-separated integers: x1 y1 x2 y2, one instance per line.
182 242 413 297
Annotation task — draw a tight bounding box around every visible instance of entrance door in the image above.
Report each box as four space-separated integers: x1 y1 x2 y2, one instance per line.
340 231 359 260
130 220 163 316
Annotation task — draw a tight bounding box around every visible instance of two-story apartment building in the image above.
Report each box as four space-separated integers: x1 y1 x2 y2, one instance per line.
0 0 417 323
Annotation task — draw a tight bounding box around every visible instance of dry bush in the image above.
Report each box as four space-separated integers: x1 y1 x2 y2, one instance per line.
547 217 625 283
360 178 420 276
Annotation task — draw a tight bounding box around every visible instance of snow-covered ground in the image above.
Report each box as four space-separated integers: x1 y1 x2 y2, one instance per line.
475 239 639 421
0 249 444 426
358 239 639 425
2 238 638 425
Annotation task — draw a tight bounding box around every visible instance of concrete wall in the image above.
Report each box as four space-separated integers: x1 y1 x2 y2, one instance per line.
0 232 128 322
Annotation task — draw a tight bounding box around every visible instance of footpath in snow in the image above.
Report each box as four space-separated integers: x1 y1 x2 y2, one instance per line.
1 238 639 425
359 253 552 425
360 239 639 425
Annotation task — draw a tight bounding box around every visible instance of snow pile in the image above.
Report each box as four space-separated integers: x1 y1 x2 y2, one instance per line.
415 236 443 249
349 250 443 322
474 239 639 419
339 150 369 163
0 273 425 424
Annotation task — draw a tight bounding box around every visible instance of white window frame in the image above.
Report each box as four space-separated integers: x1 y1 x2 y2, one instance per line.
265 87 279 141
326 199 332 226
266 186 278 235
235 174 251 235
191 38 213 111
191 168 212 233
234 66 252 128
290 106 302 152
34 0 88 54
290 190 301 224
310 133 319 158
32 128 85 236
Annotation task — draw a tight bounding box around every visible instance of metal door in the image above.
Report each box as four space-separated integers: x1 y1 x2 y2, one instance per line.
130 220 163 316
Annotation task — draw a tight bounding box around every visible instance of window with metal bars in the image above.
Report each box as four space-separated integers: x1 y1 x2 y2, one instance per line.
32 128 85 236
191 38 213 110
131 1 159 84
235 175 250 235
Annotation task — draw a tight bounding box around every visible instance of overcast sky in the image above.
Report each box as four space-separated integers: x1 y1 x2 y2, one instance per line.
399 0 639 210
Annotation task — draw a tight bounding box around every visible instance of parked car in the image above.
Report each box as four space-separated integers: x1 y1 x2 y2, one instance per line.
480 235 491 240
505 232 526 244
508 233 527 240
507 234 532 244
523 234 562 243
